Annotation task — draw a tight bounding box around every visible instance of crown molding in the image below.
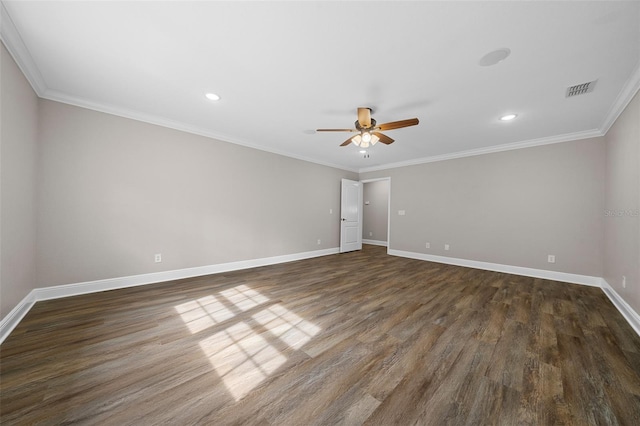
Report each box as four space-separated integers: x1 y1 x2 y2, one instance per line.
1 0 633 176
40 89 359 174
600 60 640 134
358 128 604 173
0 0 357 174
0 1 46 95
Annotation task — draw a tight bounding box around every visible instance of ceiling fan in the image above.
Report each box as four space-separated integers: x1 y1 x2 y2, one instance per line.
316 107 419 148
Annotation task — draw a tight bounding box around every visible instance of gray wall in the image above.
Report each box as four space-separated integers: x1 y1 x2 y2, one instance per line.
363 180 388 243
36 100 356 287
1 43 38 317
604 91 640 315
361 137 605 277
2 35 639 325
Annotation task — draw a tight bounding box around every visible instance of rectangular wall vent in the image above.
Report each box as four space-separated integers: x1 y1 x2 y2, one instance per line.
566 80 597 97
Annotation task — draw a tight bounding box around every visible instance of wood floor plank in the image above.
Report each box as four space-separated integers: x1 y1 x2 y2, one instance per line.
409 336 484 424
364 324 446 402
557 332 619 425
485 318 529 392
2 244 640 424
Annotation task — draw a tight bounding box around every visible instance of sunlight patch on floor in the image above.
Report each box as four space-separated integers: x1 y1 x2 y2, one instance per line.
174 295 235 333
252 303 320 350
174 284 270 334
199 322 287 400
176 285 321 400
220 285 270 311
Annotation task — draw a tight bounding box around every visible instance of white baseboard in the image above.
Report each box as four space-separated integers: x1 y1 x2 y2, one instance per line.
4 247 638 344
601 279 640 337
389 249 640 337
0 247 339 345
362 239 388 247
0 290 37 345
387 249 602 287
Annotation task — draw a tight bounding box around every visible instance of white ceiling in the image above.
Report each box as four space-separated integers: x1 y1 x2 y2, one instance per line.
2 1 639 172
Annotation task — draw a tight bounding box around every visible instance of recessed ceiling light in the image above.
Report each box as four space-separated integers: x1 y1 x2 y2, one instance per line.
205 93 221 101
499 114 517 121
479 48 511 67
359 150 367 154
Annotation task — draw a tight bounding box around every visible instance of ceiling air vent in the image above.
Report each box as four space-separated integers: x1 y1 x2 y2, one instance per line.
566 80 597 98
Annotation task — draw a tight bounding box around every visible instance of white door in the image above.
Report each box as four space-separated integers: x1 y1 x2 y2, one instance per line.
340 179 363 253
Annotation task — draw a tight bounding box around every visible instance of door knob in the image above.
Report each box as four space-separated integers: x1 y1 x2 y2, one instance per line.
341 218 346 221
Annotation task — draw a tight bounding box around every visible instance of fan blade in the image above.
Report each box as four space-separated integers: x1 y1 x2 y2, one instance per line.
357 107 372 128
316 128 356 132
373 132 394 145
340 137 354 146
376 118 419 131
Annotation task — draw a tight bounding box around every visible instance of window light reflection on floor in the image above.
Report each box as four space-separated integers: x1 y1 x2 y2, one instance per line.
251 304 320 350
174 294 234 334
199 322 287 400
174 285 270 334
175 285 320 401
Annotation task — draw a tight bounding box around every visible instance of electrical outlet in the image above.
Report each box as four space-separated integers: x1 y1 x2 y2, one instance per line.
547 255 555 264
369 231 373 237
622 276 626 288
444 244 450 251
317 239 321 245
426 242 430 249
155 253 162 263
398 210 406 216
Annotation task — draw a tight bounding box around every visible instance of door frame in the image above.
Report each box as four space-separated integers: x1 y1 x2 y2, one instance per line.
360 177 391 254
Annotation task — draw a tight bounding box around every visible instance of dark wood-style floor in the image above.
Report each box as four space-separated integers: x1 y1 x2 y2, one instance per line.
1 245 640 425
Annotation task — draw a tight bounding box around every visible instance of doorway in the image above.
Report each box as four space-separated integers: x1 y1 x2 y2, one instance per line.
361 178 390 248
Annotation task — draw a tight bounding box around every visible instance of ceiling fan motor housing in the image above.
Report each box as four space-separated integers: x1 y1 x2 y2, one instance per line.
355 118 376 131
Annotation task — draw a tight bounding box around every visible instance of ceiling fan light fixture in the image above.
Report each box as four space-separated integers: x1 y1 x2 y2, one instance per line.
317 107 419 148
